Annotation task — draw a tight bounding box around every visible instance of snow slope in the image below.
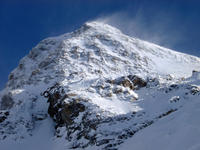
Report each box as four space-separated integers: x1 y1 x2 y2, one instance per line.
120 98 200 150
0 21 200 150
120 73 200 150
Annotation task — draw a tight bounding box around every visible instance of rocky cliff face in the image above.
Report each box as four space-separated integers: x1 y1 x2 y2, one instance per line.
0 22 200 150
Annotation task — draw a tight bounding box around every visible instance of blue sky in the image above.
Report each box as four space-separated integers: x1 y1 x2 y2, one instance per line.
0 0 200 89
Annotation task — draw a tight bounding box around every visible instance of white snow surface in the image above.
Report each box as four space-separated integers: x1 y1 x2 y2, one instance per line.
120 93 200 150
0 21 200 150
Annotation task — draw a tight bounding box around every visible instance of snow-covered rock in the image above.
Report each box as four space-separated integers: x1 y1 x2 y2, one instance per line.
0 21 200 150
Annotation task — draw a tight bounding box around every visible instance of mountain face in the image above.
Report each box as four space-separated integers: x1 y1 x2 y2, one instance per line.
0 22 200 150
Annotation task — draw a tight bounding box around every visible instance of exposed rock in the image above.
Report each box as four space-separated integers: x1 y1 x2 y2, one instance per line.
170 96 180 103
42 83 86 126
107 75 147 90
157 109 177 119
60 101 85 125
187 85 200 95
112 87 123 94
0 111 9 123
0 94 14 110
192 70 200 77
127 75 147 89
32 113 48 121
31 69 40 76
38 60 52 69
8 73 14 80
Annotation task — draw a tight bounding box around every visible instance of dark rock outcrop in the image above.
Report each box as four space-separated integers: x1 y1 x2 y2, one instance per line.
107 75 147 90
60 101 85 125
0 111 9 123
41 80 183 150
127 75 147 88
42 83 86 127
0 94 14 110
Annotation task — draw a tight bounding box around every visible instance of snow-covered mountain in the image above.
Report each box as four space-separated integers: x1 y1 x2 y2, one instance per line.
0 22 200 150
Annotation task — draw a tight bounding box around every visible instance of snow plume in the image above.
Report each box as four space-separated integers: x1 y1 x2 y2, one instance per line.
94 11 184 50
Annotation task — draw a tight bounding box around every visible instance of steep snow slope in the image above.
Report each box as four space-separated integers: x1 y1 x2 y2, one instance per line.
120 74 200 150
0 22 200 150
120 98 200 150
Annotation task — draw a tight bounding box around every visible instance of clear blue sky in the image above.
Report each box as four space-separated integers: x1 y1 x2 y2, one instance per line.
0 0 200 89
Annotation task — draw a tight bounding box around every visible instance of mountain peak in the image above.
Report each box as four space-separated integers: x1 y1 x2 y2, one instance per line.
83 21 122 33
3 22 200 91
0 22 200 150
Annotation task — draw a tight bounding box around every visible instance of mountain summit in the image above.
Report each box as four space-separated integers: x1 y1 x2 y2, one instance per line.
0 22 200 150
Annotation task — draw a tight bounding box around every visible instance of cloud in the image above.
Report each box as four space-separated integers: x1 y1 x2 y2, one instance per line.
93 10 185 50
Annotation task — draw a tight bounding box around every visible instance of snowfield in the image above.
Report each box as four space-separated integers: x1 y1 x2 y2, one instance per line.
0 21 200 150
